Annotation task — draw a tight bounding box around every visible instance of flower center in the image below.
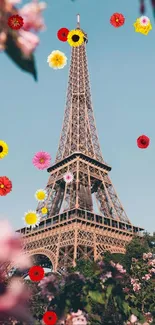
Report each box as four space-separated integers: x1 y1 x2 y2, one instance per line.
13 18 19 26
40 158 45 163
72 34 80 42
116 18 119 22
141 139 146 144
0 146 3 153
142 19 146 23
0 184 4 188
25 213 37 225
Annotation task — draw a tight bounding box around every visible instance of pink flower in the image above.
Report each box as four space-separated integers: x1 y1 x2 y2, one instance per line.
130 314 137 323
66 310 87 325
19 0 46 32
131 278 139 285
133 282 141 292
148 259 155 266
17 30 39 57
63 172 74 184
0 32 6 51
0 220 31 269
143 252 153 260
115 263 126 273
32 151 51 170
149 268 155 273
142 274 151 281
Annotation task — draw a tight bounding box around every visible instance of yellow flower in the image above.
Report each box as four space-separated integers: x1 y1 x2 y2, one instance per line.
67 29 84 47
133 18 152 35
41 207 48 215
23 210 40 228
0 140 8 159
47 50 67 69
35 189 47 202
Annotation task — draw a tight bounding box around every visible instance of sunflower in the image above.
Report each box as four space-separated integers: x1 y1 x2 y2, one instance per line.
23 210 40 228
67 29 84 47
35 189 47 202
47 50 67 69
0 140 8 159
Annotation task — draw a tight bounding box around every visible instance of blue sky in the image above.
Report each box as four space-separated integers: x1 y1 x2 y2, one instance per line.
0 0 155 234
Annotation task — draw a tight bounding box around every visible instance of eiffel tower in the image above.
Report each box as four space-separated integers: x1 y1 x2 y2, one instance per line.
17 15 144 273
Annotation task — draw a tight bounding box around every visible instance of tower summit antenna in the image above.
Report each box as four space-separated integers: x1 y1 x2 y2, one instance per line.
77 14 80 28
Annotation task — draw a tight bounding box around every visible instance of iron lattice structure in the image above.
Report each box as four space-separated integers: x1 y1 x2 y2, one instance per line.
17 15 144 273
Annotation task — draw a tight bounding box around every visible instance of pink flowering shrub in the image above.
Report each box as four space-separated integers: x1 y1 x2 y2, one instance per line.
0 0 46 79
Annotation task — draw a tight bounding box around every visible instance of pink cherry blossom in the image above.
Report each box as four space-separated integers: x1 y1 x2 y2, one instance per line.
17 29 39 57
0 220 31 269
0 221 34 323
19 0 46 32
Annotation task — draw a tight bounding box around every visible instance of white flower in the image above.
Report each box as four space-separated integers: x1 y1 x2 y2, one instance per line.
63 172 74 184
35 189 47 202
139 16 150 26
130 314 137 323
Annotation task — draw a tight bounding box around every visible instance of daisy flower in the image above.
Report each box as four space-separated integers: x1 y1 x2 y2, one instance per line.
0 140 9 159
35 189 47 202
32 151 51 170
23 210 40 228
47 50 67 69
139 16 150 26
41 207 48 215
63 172 74 184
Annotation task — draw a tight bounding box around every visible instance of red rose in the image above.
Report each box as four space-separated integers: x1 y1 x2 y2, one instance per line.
57 28 69 42
137 135 150 149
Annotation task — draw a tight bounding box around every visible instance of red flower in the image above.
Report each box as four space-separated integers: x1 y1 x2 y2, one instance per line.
57 28 69 42
43 311 58 325
137 135 150 149
8 15 24 30
110 13 125 28
28 266 44 282
0 176 12 196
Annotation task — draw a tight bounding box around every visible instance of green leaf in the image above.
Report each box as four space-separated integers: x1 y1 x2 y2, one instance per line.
106 285 113 299
5 32 37 81
131 308 140 317
122 301 130 315
88 291 105 304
